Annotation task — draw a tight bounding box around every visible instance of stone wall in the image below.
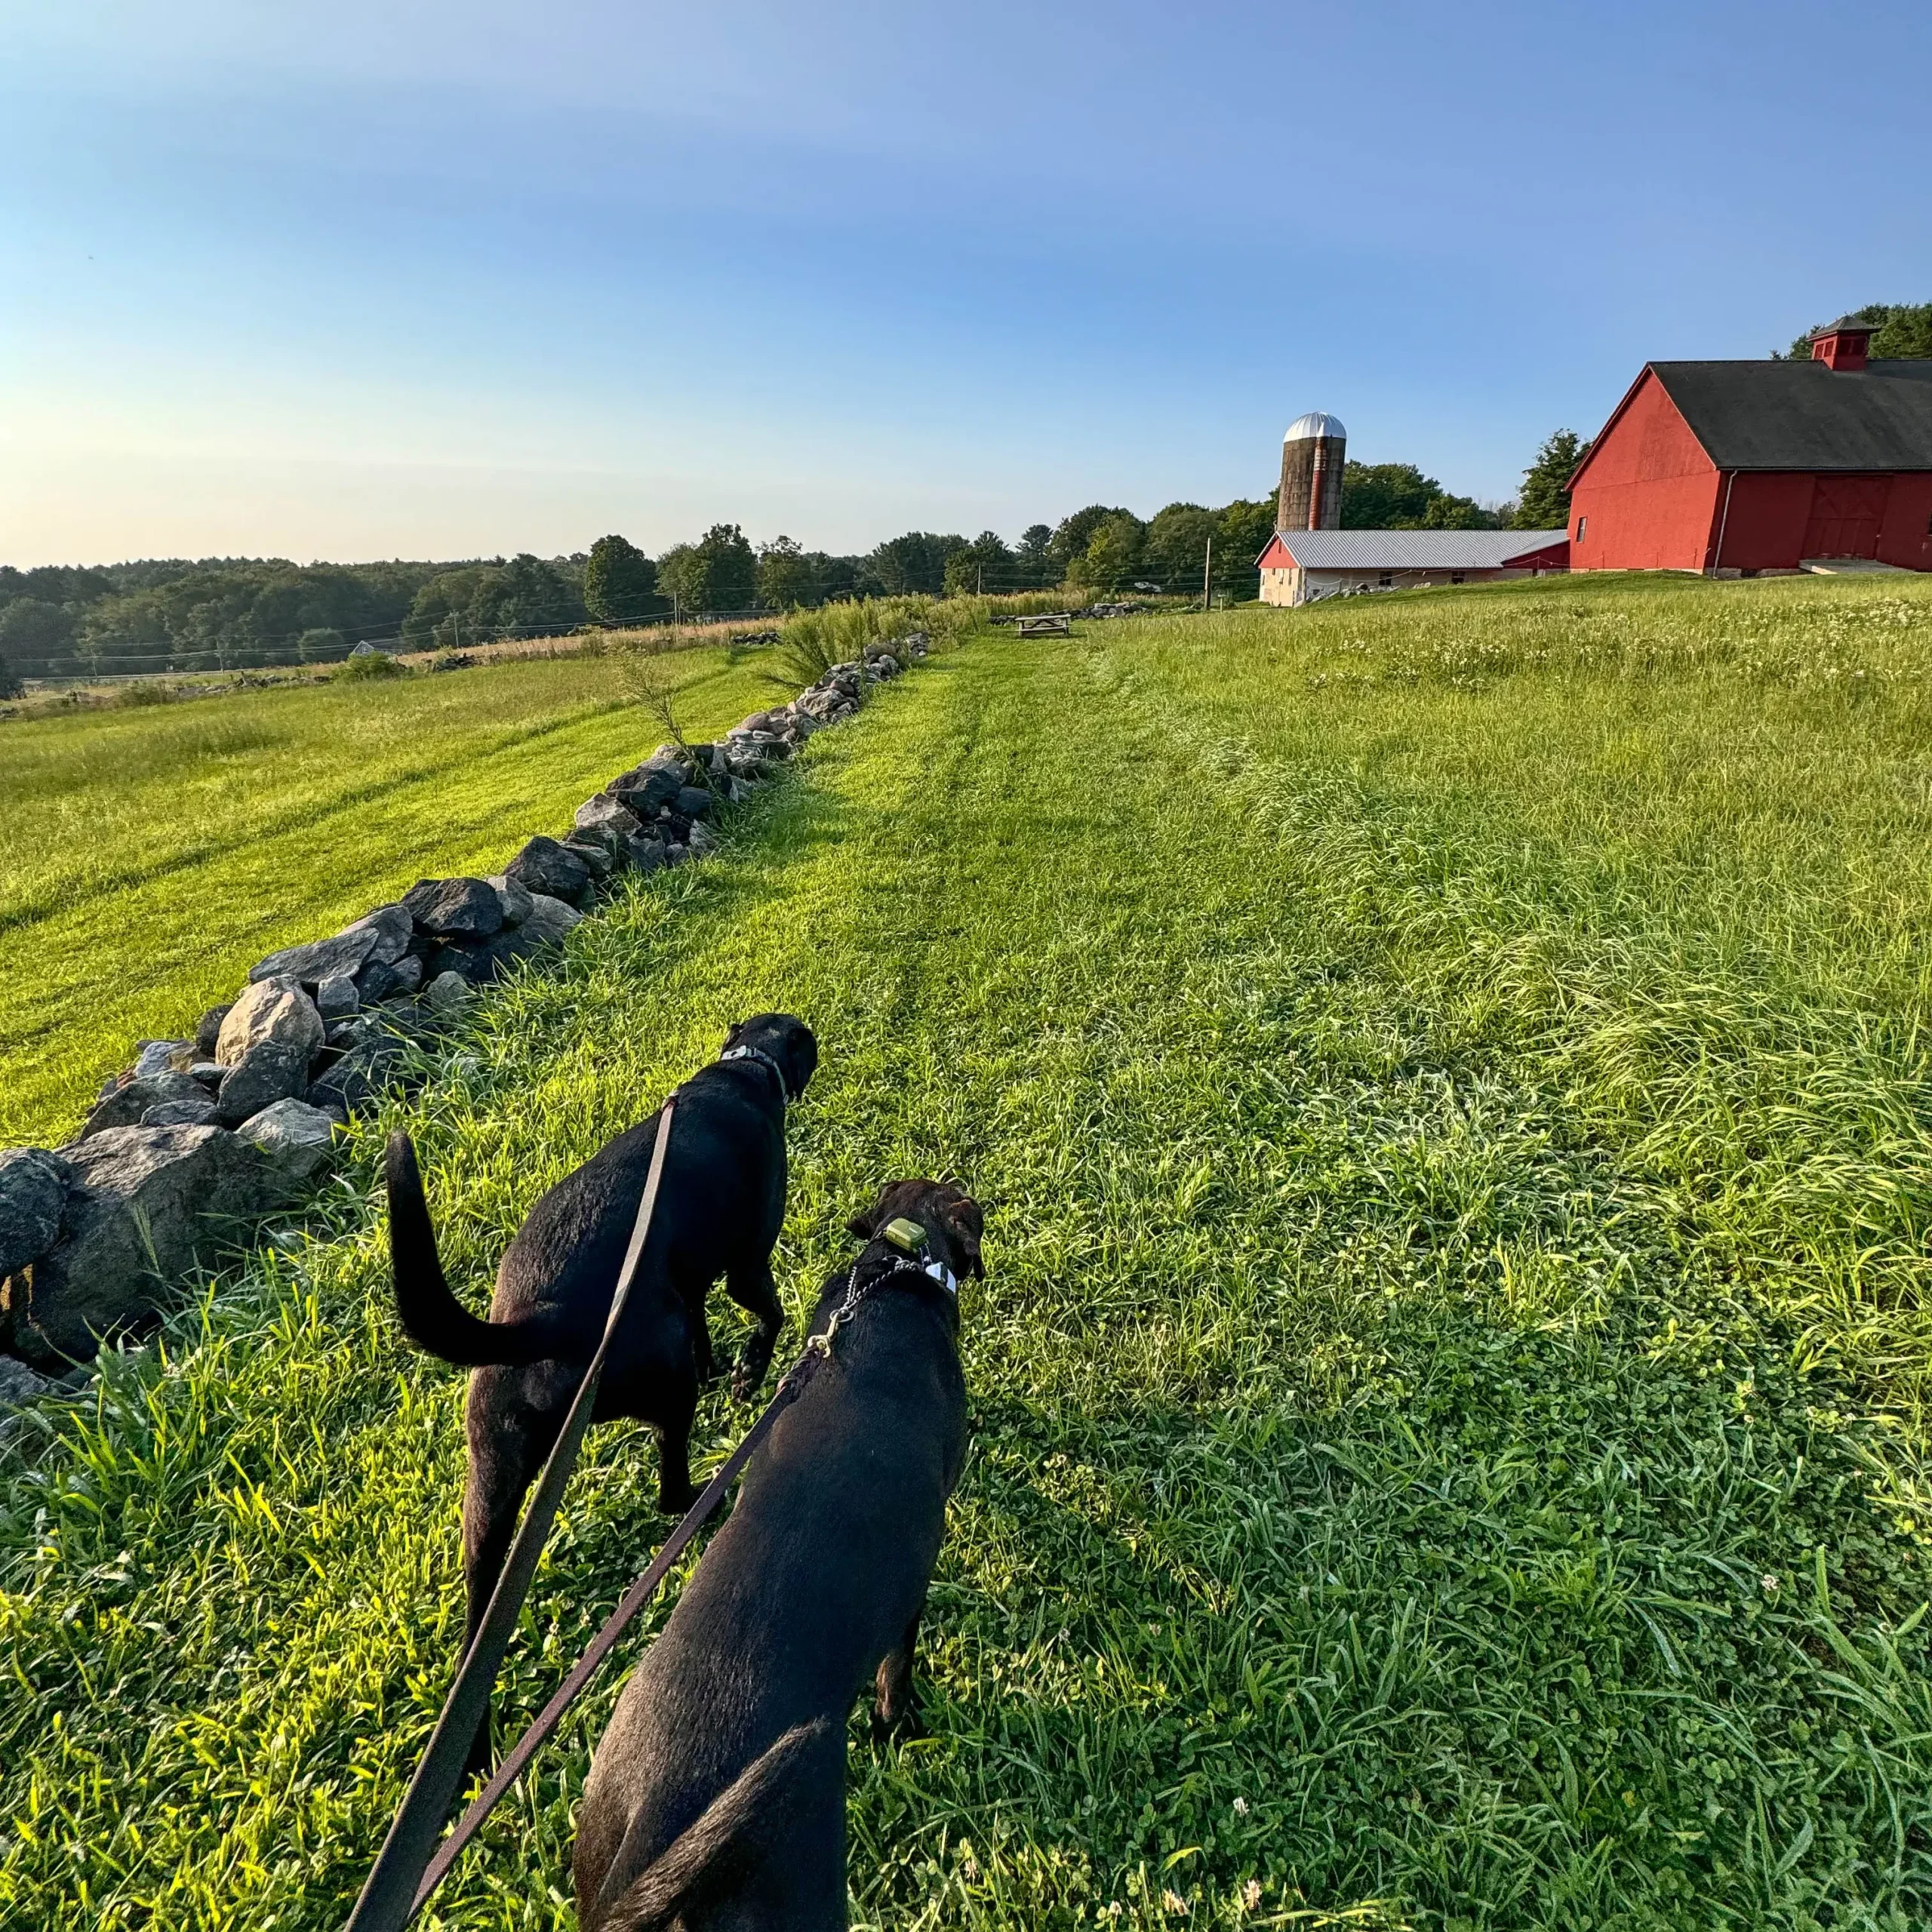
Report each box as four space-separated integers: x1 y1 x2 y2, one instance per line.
0 639 921 1407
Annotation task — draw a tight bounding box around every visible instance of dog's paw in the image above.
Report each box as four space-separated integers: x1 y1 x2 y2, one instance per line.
731 1355 770 1404
870 1703 924 1748
657 1482 698 1518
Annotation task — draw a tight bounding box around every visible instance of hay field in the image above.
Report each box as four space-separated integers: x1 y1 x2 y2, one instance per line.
0 649 777 1143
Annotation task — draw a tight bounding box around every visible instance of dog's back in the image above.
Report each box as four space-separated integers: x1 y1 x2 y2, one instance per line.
575 1274 967 1931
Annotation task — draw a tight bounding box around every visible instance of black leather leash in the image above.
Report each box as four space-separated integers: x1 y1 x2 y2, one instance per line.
398 1251 934 1913
345 1093 680 1932
343 1063 931 1930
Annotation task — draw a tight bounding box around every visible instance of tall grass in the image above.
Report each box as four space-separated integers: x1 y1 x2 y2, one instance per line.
4 573 1931 1930
772 593 993 686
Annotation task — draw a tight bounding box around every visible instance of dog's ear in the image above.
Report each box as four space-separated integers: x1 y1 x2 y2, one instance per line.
846 1186 890 1241
943 1195 986 1279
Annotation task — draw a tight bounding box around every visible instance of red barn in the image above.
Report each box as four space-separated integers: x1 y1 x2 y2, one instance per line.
1567 319 1932 576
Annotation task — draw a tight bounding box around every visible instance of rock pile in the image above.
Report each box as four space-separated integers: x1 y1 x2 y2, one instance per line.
0 636 921 1393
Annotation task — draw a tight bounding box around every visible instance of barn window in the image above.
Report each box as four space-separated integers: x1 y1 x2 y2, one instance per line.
1451 572 1466 585
1378 573 1392 587
1577 515 1587 542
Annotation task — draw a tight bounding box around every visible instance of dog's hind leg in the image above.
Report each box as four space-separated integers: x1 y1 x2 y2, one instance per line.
653 1352 699 1516
460 1367 566 1774
871 1606 925 1744
725 1253 785 1402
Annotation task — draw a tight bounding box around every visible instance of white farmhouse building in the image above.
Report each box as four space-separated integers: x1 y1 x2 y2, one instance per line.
1255 528 1571 606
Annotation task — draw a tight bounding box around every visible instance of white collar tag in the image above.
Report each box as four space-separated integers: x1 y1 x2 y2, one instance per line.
921 1258 959 1297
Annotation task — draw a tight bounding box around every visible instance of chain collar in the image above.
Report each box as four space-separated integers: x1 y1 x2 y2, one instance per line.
809 1250 958 1358
718 1043 790 1101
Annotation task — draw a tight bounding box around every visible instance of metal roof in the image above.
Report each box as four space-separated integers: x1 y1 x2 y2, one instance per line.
1267 529 1567 570
1284 411 1347 442
1647 359 1932 471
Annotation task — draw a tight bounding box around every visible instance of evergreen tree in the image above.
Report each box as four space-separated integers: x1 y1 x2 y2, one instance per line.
1514 431 1590 530
1015 524 1055 587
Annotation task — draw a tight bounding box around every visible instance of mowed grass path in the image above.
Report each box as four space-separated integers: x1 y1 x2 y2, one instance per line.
0 651 774 1143
6 577 1932 1930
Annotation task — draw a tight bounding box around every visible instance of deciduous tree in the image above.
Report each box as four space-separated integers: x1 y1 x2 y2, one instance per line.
1781 302 1932 360
583 534 663 624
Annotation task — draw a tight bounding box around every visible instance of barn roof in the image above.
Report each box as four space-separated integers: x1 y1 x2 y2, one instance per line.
1266 530 1567 570
1648 359 1932 471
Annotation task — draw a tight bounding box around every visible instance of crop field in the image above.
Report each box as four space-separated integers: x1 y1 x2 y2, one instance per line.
6 572 1932 1930
0 648 778 1144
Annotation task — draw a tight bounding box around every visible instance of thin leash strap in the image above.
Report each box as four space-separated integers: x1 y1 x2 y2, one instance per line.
345 1094 678 1932
404 1254 921 1912
408 1345 826 1912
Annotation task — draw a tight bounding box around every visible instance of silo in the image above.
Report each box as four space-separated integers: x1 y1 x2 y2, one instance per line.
1277 412 1347 531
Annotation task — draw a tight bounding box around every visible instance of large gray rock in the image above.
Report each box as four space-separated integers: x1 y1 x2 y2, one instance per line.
561 835 615 881
82 1072 210 1138
342 903 415 964
674 785 716 821
217 977 325 1069
216 1041 309 1127
488 873 534 927
506 835 592 904
134 1039 190 1080
2 1125 279 1367
143 1097 220 1128
403 877 503 941
623 833 666 877
574 794 641 842
355 953 423 1003
0 1353 58 1445
249 924 383 988
236 1099 337 1181
521 893 585 945
315 974 361 1020
423 970 474 1016
609 764 684 815
0 1149 69 1280
0 1354 56 1410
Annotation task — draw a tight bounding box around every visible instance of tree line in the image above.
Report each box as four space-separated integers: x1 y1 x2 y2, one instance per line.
0 432 1596 688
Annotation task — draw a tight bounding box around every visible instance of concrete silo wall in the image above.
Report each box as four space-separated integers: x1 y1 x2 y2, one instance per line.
1277 432 1346 531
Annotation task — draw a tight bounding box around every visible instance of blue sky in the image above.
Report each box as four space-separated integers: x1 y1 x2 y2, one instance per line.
2 0 1927 566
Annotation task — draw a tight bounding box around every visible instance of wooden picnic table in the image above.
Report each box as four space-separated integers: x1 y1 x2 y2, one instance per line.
1015 613 1072 638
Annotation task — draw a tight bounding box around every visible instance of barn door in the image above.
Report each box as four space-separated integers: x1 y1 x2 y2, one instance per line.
1802 475 1890 558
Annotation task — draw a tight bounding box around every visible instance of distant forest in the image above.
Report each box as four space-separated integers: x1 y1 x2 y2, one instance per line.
0 435 1569 685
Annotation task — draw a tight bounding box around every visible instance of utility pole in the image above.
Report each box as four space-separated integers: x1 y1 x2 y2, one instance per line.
977 564 983 595
1201 537 1213 612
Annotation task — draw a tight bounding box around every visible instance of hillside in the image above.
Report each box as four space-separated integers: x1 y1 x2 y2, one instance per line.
5 575 1932 1929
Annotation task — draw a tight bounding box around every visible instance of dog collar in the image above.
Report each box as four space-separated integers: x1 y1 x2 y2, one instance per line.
719 1044 789 1100
880 1215 958 1297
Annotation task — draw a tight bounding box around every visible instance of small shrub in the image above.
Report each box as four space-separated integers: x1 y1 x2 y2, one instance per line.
110 680 181 708
332 651 405 681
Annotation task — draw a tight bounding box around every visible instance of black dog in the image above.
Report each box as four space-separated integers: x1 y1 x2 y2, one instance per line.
572 1178 984 1932
385 1012 817 1773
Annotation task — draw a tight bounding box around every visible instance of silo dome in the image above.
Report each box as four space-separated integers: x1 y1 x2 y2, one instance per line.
1284 412 1347 442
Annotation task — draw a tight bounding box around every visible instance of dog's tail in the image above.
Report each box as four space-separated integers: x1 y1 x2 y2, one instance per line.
590 1718 834 1932
386 1131 583 1367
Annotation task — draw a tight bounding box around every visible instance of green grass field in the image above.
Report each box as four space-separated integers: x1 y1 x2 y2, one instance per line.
5 574 1932 1930
0 649 780 1144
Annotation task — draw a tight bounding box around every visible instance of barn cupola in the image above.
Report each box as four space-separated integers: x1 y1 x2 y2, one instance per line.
1810 317 1873 373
